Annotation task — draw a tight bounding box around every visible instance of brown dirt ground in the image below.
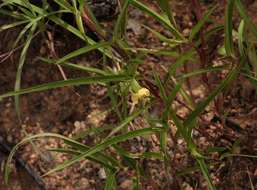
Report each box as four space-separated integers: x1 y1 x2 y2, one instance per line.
0 0 257 190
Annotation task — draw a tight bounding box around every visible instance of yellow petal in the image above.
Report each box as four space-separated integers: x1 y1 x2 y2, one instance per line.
137 88 150 97
131 88 150 104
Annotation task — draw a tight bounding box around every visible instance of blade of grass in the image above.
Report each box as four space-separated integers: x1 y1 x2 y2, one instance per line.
6 1 117 61
54 41 112 65
130 0 184 40
14 23 37 119
53 0 74 11
12 22 34 49
189 5 216 41
4 132 120 183
48 148 116 171
176 65 228 80
143 25 184 47
0 75 132 100
42 127 163 176
113 0 130 40
106 108 144 138
238 20 246 57
39 57 108 76
104 170 117 190
124 47 180 57
221 153 257 159
0 9 26 19
113 144 164 160
196 158 217 190
164 83 182 119
61 141 119 168
106 84 122 120
157 0 177 28
153 72 168 102
184 64 240 129
72 0 86 35
235 0 257 38
225 0 235 57
49 15 121 62
0 20 29 32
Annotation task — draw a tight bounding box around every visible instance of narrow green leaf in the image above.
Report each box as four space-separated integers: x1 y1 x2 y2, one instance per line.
189 6 216 41
238 20 246 57
14 23 37 119
124 47 180 57
54 41 111 65
225 0 235 57
49 15 121 62
48 148 116 170
4 133 118 183
53 0 74 11
0 75 132 100
184 65 240 129
0 20 29 32
154 72 167 102
197 158 217 190
43 127 163 176
113 0 130 40
221 153 257 158
39 57 108 76
106 108 144 138
143 25 184 47
162 82 182 122
131 0 184 40
12 22 34 49
235 0 257 38
104 170 117 190
176 65 228 80
157 0 177 28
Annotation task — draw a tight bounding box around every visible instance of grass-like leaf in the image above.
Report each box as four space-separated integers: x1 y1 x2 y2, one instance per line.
54 41 112 65
43 127 163 176
40 57 108 76
0 75 132 100
131 0 184 40
235 0 257 38
143 25 184 47
0 20 29 32
189 5 216 41
14 23 37 119
157 0 177 28
106 108 144 138
197 158 217 190
238 20 246 57
4 133 119 183
184 64 240 129
113 0 130 40
225 0 235 57
104 170 117 190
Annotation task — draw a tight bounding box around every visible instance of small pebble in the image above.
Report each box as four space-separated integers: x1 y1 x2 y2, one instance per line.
182 28 190 36
98 168 106 179
120 179 132 189
78 178 90 189
74 121 81 128
177 139 184 145
7 135 13 143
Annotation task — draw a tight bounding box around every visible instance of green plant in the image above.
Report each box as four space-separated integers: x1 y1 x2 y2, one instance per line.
0 0 257 189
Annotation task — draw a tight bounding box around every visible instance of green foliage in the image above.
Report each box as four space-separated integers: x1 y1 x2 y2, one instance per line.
1 0 257 189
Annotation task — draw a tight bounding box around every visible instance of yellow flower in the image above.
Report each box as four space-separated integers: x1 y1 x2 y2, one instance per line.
131 88 150 104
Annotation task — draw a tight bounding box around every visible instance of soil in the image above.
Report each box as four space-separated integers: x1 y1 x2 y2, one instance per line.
0 0 257 190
